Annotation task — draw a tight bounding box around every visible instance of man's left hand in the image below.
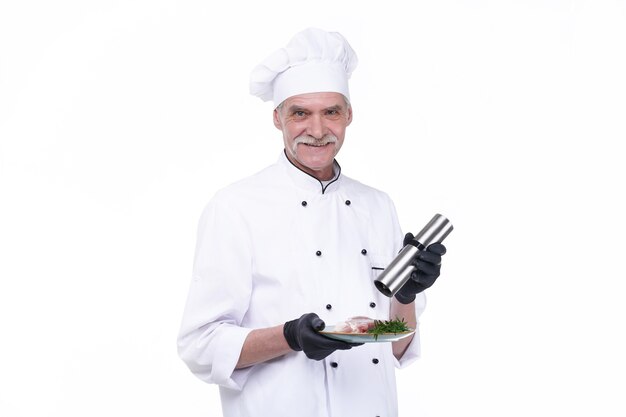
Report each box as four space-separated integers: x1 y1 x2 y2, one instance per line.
394 233 447 304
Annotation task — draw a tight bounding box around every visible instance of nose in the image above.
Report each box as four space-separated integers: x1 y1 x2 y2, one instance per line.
306 114 325 139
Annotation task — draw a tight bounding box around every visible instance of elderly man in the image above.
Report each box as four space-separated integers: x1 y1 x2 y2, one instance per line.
178 28 446 417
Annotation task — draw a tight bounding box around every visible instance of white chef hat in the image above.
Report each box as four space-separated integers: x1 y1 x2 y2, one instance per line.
249 28 358 107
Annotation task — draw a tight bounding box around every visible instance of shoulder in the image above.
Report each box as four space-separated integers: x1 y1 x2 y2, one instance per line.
340 173 403 254
210 162 285 201
198 161 293 222
341 174 396 207
340 173 400 229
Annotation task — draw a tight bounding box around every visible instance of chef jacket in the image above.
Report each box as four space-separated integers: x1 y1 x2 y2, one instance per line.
178 151 426 417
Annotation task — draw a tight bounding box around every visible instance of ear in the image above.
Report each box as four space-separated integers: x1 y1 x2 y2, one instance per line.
346 106 353 126
273 109 283 130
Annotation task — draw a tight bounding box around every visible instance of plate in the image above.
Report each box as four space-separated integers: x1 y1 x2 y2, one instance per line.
319 326 415 343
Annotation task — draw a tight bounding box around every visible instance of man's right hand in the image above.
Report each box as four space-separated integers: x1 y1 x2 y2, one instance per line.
283 313 357 360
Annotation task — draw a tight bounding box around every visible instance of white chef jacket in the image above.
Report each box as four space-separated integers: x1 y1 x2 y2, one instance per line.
178 151 426 417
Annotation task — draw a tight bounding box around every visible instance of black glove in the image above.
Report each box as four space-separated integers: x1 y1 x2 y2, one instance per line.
283 313 358 360
395 232 447 304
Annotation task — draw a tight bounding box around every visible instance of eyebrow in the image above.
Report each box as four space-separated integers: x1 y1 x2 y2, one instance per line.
286 104 344 113
286 105 308 113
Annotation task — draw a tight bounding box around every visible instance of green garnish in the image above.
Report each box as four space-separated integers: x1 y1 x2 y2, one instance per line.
367 317 411 340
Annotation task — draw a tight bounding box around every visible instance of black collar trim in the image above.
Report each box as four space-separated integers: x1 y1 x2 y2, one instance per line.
283 149 341 194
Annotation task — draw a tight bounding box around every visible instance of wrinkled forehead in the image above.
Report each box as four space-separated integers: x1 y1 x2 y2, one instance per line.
278 92 350 111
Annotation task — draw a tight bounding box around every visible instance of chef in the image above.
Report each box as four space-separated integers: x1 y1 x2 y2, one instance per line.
177 28 447 417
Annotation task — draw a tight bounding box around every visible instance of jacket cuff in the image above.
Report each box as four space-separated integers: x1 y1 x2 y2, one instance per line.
393 327 422 369
208 325 254 390
393 292 426 369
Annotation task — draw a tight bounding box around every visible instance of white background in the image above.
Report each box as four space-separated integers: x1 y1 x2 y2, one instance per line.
1 1 625 416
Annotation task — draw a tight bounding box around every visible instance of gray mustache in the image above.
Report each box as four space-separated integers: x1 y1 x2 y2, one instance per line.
292 135 337 152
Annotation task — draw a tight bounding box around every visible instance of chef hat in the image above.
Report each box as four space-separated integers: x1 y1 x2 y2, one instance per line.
249 28 358 107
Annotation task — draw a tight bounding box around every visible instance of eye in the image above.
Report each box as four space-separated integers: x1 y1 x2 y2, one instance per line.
325 108 342 119
292 110 307 118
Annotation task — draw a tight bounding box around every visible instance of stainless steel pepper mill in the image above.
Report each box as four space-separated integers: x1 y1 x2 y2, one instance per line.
374 213 453 297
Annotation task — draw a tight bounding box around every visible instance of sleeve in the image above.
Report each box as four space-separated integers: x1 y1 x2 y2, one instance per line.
383 193 428 369
393 292 427 369
177 194 254 390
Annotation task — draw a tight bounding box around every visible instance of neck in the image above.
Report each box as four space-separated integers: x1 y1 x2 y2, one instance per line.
283 150 336 181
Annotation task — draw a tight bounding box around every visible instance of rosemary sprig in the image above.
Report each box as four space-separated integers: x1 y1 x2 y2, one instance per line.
367 317 411 340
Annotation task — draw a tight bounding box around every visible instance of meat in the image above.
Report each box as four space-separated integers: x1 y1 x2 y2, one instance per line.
333 316 376 333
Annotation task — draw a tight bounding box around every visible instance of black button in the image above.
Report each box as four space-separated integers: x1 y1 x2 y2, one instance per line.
361 249 367 255
345 200 351 206
326 304 332 310
330 362 338 368
316 250 322 256
369 302 376 308
372 358 379 364
301 201 307 207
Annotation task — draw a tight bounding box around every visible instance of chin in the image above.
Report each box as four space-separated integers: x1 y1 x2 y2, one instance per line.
299 155 334 169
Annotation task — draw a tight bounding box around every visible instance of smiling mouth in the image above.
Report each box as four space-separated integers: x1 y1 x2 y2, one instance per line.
302 141 333 147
